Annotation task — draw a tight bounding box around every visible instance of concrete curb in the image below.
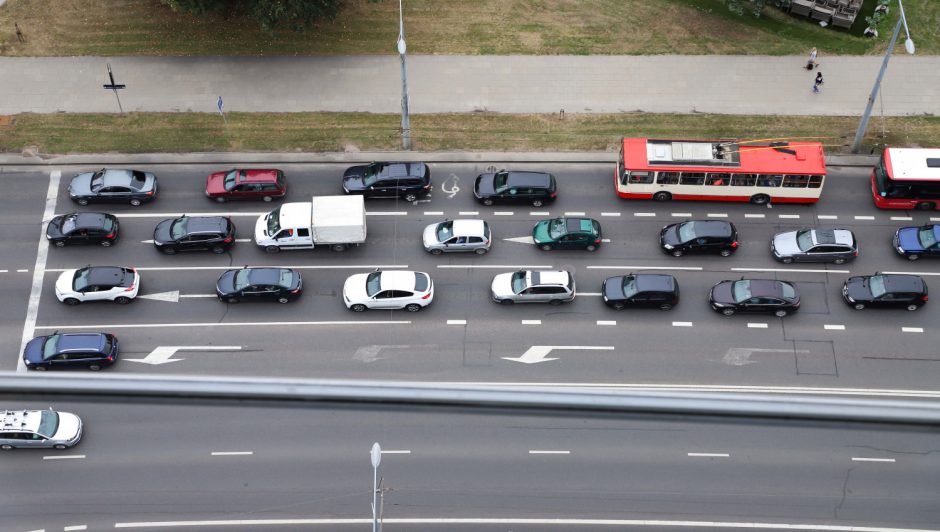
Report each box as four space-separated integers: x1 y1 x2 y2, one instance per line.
0 151 879 168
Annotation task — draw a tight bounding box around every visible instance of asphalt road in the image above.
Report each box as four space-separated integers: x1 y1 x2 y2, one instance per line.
2 398 938 531
4 162 940 390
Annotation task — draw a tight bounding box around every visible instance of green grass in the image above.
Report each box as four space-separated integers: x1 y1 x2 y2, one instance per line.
2 112 937 155
0 0 936 56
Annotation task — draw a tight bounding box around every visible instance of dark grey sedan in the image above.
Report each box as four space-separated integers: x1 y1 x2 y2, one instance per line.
771 228 857 264
68 168 158 206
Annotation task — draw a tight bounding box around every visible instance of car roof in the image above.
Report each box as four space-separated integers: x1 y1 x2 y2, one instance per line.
99 169 138 186
380 270 418 290
530 270 570 286
238 169 281 183
69 212 110 228
247 267 289 285
882 274 926 291
54 333 106 353
85 266 129 285
563 218 596 233
378 162 427 179
682 220 734 237
181 216 230 233
633 274 676 291
808 229 855 246
1 410 43 433
742 279 785 297
451 219 487 236
506 171 552 187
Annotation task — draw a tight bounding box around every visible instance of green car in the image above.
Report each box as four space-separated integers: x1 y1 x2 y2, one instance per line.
533 217 602 251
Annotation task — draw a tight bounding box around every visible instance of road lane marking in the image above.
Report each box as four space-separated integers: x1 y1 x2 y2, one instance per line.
579 292 602 296
932 217 940 222
672 322 693 327
564 211 586 216
63 527 87 532
824 324 846 330
688 453 730 458
778 214 800 219
446 320 467 325
883 271 940 276
601 239 611 243
633 212 656 217
743 214 764 218
494 211 514 216
854 215 875 220
587 266 703 271
44 265 409 273
902 327 924 333
596 320 616 326
436 265 552 269
706 213 727 218
380 450 411 454
818 215 838 220
366 211 408 216
58 211 266 218
17 268 28 272
458 211 479 215
0 270 7 273
521 320 541 325
890 216 913 221
451 382 940 398
852 457 896 463
530 211 550 216
20 170 61 373
600 212 621 217
42 454 85 460
179 294 217 298
211 451 253 456
529 450 570 454
672 212 692 217
747 323 768 329
730 267 850 273
423 211 444 216
37 321 412 330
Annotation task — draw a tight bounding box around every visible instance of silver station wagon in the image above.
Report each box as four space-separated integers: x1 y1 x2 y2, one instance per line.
423 219 492 255
1 409 83 450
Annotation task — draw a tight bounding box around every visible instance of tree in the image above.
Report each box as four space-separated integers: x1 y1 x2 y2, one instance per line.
162 0 342 32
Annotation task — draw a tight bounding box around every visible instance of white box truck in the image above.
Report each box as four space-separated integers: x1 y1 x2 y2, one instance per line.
254 195 367 252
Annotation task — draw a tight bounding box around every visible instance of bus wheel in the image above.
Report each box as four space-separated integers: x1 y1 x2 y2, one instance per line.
750 194 770 205
652 192 671 202
916 202 935 211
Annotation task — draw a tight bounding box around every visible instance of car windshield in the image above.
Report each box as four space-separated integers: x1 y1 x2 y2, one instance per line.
918 227 938 248
223 171 238 191
73 268 92 291
796 230 814 251
621 276 638 298
170 218 189 240
869 275 887 298
90 172 105 190
266 207 281 235
366 272 382 297
677 222 698 243
493 172 508 190
278 269 293 288
436 221 454 241
233 269 252 290
42 334 62 361
511 271 527 294
61 214 79 234
548 218 567 239
362 164 380 187
37 410 59 438
780 283 796 299
732 280 752 303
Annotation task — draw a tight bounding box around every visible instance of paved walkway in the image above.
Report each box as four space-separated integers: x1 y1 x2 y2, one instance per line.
0 55 937 116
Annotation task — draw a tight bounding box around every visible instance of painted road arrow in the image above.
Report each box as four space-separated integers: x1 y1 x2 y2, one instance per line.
137 290 180 302
353 344 438 363
503 236 536 245
125 345 242 365
441 174 460 198
502 345 615 364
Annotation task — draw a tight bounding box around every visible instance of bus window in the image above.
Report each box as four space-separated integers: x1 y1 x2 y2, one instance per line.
657 172 680 185
783 175 809 188
628 171 653 184
730 174 757 187
808 175 823 188
758 175 783 187
679 172 706 186
706 173 730 186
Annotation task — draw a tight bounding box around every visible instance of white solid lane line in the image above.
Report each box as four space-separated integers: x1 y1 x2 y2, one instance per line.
211 451 253 456
687 453 730 458
366 211 408 216
36 321 411 330
731 267 850 274
851 457 896 463
43 454 85 460
883 271 940 276
453 382 940 398
44 265 409 273
19 171 61 373
528 450 570 454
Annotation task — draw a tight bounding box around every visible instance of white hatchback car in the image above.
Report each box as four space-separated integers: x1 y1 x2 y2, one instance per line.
422 219 491 255
55 266 140 305
491 269 576 305
0 409 83 450
343 270 434 312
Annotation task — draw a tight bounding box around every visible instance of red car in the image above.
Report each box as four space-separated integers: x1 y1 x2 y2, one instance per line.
205 169 287 202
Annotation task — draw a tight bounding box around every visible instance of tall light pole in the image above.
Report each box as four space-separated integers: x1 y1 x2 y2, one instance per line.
851 0 915 153
370 442 382 532
397 0 412 150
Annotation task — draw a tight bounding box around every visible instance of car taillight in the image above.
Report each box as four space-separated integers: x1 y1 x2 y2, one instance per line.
923 295 929 301
105 232 116 239
595 239 602 244
291 288 301 294
549 192 557 198
422 292 432 299
854 250 859 256
124 285 135 292
730 241 738 249
223 236 233 244
146 190 154 196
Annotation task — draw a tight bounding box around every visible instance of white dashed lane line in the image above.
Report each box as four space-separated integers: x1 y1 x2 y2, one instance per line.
446 320 467 325
528 450 570 455
43 454 85 460
824 324 846 330
211 451 253 456
458 211 478 216
494 211 514 216
854 215 875 220
596 320 617 326
423 211 444 216
851 457 896 463
744 214 764 218
747 323 768 329
63 526 88 532
530 211 550 216
706 213 728 218
688 452 730 458
902 327 924 333
672 212 692 217
778 214 800 219
672 322 694 327
890 216 913 221
818 215 838 220
578 292 602 296
564 211 586 216
600 212 621 217
521 320 541 325
633 212 656 217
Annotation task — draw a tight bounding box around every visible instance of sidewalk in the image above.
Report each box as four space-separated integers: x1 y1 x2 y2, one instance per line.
0 55 937 116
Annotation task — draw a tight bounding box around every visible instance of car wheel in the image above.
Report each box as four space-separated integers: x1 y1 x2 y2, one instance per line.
483 198 494 206
671 249 684 257
114 296 131 305
907 304 920 311
833 258 846 265
130 199 142 206
1 444 14 450
277 297 290 304
215 197 227 203
53 444 67 450
53 240 66 248
719 249 733 257
161 247 177 255
474 248 488 255
750 194 770 205
653 191 671 202
907 254 920 261
331 244 347 252
499 299 514 305
612 302 626 311
780 257 794 264
227 297 239 304
659 303 673 311
429 248 443 255
34 365 46 371
403 193 418 203
265 245 280 253
76 198 89 206
405 303 422 312
210 246 226 254
585 244 597 252
549 299 563 306
88 364 102 371
916 202 935 211
531 199 544 207
540 244 553 251
100 240 112 247
63 298 80 306
721 308 735 316
263 196 274 203
853 303 865 310
774 309 788 317
350 304 368 312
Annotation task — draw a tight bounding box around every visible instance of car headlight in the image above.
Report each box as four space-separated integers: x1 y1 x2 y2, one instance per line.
663 244 674 250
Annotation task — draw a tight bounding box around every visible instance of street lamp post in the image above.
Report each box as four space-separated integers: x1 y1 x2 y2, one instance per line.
397 0 412 150
851 0 915 153
370 442 382 532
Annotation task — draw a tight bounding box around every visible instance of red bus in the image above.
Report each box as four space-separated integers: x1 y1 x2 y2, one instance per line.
871 147 940 210
615 137 827 205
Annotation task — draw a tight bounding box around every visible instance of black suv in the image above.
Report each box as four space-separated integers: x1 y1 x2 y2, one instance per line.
342 162 432 202
474 170 557 207
842 273 928 311
660 220 739 257
152 216 236 254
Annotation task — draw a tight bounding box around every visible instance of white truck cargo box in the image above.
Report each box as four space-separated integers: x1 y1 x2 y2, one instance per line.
311 195 367 244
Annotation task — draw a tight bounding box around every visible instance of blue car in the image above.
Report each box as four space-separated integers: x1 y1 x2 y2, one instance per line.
894 224 940 261
22 333 119 371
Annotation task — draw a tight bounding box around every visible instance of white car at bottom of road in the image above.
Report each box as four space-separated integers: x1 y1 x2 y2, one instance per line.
491 269 576 305
1 409 83 450
343 270 434 312
55 266 140 305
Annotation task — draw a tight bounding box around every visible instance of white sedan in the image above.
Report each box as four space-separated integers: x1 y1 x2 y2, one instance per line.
343 270 433 312
55 266 140 305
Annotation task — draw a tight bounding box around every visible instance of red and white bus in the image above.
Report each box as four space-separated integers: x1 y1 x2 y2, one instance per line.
871 147 940 210
615 137 827 205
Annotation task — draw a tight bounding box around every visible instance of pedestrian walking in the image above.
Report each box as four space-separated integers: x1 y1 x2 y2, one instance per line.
813 72 824 93
806 47 818 70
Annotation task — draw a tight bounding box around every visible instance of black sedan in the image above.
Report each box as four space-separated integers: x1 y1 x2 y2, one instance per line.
68 168 158 206
709 278 800 317
842 273 927 311
216 267 302 304
602 274 679 311
22 332 118 371
153 216 235 254
46 212 119 247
